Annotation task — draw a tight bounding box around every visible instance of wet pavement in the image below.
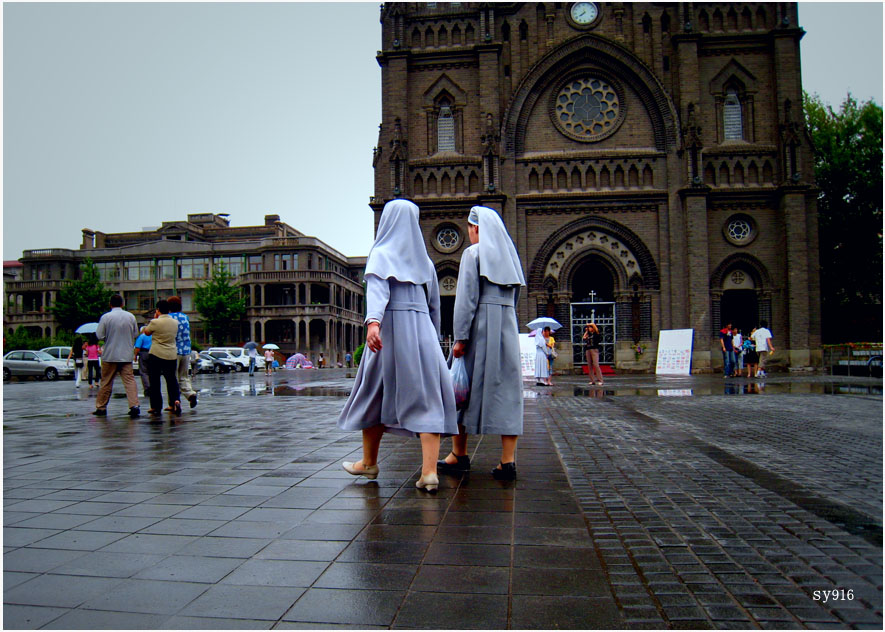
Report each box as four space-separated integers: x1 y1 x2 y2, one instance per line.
3 369 882 629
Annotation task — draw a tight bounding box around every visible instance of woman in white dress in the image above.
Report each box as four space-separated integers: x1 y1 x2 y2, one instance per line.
534 326 552 386
337 199 458 492
438 206 526 481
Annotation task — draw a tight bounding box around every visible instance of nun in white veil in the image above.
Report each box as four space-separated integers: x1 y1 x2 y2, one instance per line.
338 199 457 492
439 205 526 481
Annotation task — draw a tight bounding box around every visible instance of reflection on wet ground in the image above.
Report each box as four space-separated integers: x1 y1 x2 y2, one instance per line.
569 377 883 398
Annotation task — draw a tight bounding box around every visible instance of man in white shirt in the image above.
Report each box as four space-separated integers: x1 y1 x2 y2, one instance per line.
752 320 774 377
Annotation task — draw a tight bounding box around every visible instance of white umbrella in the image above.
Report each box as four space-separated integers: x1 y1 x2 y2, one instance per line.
526 317 562 331
75 322 99 334
262 343 280 350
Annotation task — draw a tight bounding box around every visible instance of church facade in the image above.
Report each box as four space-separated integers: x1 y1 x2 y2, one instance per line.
371 2 820 371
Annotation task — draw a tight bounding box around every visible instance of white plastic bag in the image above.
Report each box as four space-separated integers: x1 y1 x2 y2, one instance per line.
450 357 470 410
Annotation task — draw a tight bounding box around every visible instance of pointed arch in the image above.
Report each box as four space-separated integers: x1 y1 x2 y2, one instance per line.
556 167 567 190
570 166 582 189
503 34 681 154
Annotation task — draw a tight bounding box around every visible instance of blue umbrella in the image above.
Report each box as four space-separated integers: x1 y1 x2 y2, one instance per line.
75 322 99 334
243 341 259 351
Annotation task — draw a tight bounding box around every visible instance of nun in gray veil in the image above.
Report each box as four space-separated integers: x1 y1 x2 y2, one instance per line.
439 205 526 481
338 199 457 492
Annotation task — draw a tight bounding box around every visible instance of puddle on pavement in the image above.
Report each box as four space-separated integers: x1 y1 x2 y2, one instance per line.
273 385 351 397
571 382 883 398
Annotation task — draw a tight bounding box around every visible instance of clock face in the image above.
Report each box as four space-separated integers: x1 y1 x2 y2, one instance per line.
571 2 598 25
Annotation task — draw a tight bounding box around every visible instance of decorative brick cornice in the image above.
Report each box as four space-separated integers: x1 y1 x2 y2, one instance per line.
503 34 681 155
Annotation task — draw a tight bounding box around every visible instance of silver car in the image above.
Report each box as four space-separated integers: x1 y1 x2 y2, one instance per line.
3 350 75 381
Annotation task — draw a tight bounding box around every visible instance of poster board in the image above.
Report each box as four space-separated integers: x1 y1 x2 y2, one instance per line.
519 334 537 378
655 329 693 375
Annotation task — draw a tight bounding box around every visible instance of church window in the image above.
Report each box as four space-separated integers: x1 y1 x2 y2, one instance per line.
502 21 510 41
552 76 624 142
723 89 743 140
434 225 461 253
519 20 528 41
723 214 756 246
437 103 456 152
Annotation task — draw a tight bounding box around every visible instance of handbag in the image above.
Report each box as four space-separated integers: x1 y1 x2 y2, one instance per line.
550 346 558 359
450 357 470 410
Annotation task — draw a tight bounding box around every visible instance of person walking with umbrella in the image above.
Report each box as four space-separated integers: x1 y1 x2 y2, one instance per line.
262 344 278 375
527 317 560 387
244 341 259 377
439 206 526 481
337 199 458 492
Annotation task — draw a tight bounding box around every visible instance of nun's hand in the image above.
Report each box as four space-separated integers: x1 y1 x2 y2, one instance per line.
366 322 382 353
453 341 466 358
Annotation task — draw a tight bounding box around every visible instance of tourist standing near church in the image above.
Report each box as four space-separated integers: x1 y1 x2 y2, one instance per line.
92 294 140 417
337 199 458 492
753 320 775 377
439 206 526 481
168 296 197 408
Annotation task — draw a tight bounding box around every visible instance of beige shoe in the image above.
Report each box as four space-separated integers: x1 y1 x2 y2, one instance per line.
342 461 379 479
415 473 439 492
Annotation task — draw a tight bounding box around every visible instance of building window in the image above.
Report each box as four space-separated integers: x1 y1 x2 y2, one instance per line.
248 255 262 272
126 290 156 313
723 214 757 246
307 253 313 270
179 257 210 279
124 260 154 282
273 253 297 271
94 262 120 282
723 89 743 140
437 104 456 152
433 225 461 254
552 75 625 143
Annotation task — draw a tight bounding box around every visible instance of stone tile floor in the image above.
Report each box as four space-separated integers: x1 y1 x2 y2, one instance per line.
2 369 882 629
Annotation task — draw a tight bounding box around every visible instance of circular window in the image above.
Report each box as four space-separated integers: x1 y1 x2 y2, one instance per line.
723 214 757 246
433 225 461 254
551 75 625 142
440 276 458 295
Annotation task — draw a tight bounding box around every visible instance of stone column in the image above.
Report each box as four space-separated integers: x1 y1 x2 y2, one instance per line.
681 187 712 371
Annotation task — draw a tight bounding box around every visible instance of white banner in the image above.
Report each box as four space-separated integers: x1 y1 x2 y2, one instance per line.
656 329 694 375
519 333 537 378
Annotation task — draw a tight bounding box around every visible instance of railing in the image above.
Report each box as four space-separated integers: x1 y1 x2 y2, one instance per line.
822 344 883 377
3 312 55 323
4 280 73 291
20 249 76 258
245 305 363 321
238 270 362 288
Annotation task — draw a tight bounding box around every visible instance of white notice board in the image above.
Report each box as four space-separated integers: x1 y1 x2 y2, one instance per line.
519 334 537 378
655 329 694 375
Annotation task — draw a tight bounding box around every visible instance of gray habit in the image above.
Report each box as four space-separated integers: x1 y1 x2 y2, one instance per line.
338 275 458 437
453 246 523 436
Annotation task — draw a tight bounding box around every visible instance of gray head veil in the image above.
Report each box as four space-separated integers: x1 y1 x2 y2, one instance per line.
468 206 526 286
364 199 435 285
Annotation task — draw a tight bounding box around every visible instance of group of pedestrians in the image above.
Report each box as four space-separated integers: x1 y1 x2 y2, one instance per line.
88 294 197 417
338 201 526 490
720 319 775 378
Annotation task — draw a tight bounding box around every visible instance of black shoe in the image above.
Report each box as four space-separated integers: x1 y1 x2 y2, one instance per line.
437 453 471 474
128 406 140 418
188 394 197 409
92 408 107 416
172 401 182 415
492 462 517 481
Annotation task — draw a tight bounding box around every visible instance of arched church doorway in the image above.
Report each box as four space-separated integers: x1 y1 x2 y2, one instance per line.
721 290 758 336
437 269 458 352
569 256 616 366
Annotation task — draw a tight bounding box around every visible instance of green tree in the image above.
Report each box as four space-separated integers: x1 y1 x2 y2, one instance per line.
194 262 246 346
51 259 115 333
805 93 883 342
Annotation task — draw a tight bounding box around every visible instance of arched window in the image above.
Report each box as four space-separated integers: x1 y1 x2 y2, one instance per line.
723 89 743 140
437 101 456 152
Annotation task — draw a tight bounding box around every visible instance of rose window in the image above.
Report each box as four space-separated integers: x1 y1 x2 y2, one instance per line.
553 77 623 142
727 218 752 242
436 227 460 251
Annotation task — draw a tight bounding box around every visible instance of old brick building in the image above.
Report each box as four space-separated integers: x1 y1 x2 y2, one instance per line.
371 2 820 371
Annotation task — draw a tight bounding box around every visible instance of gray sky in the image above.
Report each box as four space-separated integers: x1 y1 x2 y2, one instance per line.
4 2 883 261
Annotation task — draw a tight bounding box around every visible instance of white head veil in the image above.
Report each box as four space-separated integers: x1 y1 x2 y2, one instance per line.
468 206 526 286
364 199 435 284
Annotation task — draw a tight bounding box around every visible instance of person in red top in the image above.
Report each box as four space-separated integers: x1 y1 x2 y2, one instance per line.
83 334 102 389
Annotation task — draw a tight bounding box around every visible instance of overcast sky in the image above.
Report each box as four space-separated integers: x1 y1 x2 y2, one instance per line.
4 2 883 261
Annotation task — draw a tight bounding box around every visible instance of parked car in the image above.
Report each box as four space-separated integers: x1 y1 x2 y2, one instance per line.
4 350 75 381
196 351 237 374
207 347 265 372
39 346 73 361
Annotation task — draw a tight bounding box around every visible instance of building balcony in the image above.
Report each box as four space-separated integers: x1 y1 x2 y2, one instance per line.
5 279 73 292
245 304 363 322
20 249 77 259
4 311 56 325
238 269 362 290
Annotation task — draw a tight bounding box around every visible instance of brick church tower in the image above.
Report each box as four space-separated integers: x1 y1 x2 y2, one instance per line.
371 2 820 372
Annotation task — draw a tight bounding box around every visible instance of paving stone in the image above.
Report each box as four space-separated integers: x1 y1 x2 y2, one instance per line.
283 588 405 626
79 578 209 614
4 574 122 608
42 609 169 629
220 559 329 587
